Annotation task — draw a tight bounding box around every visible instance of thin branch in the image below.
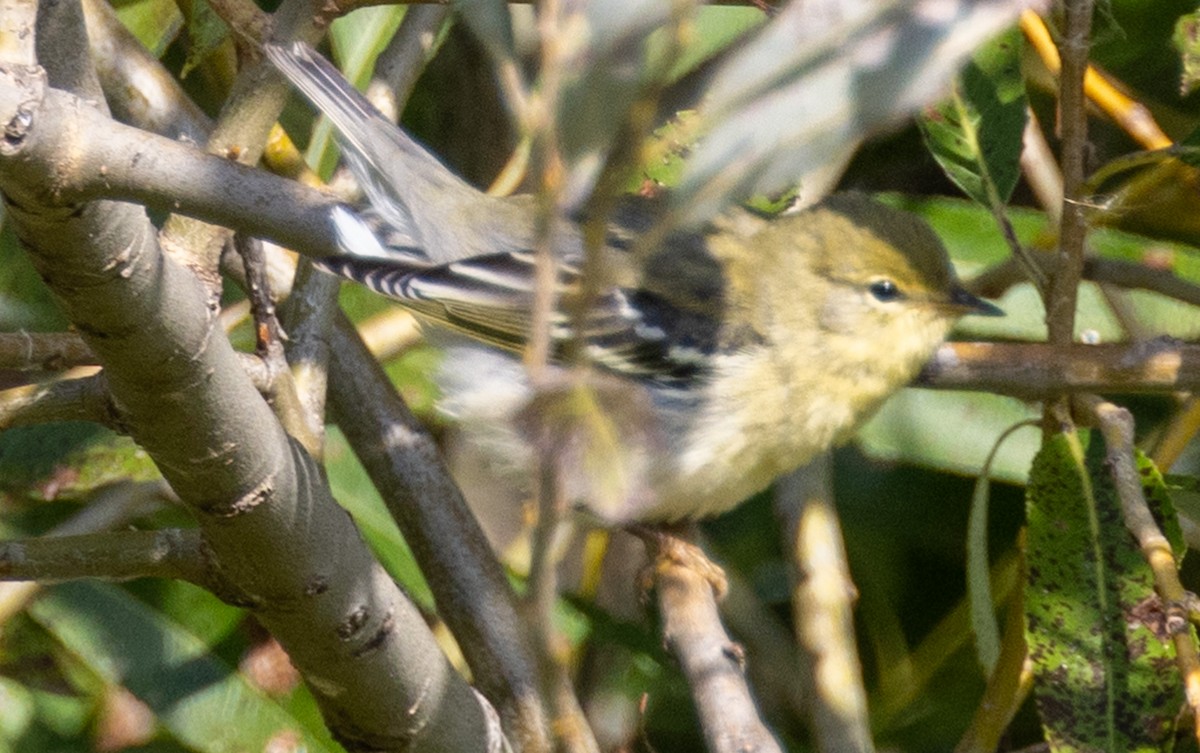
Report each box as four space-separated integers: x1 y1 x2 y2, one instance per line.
278 261 338 456
520 6 598 751
235 234 321 455
155 0 328 283
1045 1 1091 344
0 86 344 259
0 480 174 626
1020 108 1064 222
971 255 1200 309
643 531 784 753
0 528 217 587
1086 398 1200 747
918 340 1200 397
1020 10 1172 151
326 313 553 753
80 0 212 142
0 371 115 429
0 332 96 370
368 5 451 123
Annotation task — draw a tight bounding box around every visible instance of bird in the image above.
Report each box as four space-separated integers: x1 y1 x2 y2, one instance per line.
266 42 1003 524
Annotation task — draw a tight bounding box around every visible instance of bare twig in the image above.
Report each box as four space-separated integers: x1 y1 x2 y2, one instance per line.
0 480 173 625
1021 11 1172 151
1150 398 1200 470
643 531 784 753
80 0 212 142
235 234 321 455
919 340 1200 397
1044 0 1092 346
0 529 218 588
368 6 451 122
155 0 327 284
0 371 115 429
0 87 344 258
1020 108 1063 222
0 332 96 371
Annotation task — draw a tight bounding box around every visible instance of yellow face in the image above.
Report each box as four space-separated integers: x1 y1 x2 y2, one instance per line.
643 194 981 521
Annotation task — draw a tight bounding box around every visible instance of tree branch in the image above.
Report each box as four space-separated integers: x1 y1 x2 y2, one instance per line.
327 313 554 753
0 44 503 753
918 340 1200 397
0 372 115 429
644 532 784 753
0 528 219 588
0 332 96 371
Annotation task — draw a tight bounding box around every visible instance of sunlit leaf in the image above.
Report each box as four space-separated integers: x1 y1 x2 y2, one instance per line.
919 27 1026 206
30 582 339 753
110 0 182 58
0 424 159 503
305 6 409 179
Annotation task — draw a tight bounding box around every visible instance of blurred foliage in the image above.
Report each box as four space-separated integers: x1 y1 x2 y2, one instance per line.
5 1 1200 753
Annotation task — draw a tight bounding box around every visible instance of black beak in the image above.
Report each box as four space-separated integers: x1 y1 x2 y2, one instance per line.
949 286 1005 317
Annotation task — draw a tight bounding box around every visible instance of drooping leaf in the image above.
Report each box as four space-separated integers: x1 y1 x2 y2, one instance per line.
967 420 1037 672
1024 431 1182 753
919 27 1026 206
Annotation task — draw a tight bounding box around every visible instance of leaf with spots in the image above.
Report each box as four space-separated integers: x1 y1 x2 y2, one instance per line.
1024 430 1183 752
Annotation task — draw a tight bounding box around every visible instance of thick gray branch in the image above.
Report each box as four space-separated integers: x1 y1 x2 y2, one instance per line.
0 62 501 753
0 85 342 258
328 313 553 753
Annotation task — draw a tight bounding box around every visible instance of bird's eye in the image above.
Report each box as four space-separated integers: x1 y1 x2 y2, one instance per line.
868 279 903 302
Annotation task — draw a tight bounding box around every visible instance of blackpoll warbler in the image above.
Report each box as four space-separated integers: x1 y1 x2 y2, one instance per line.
267 43 1002 523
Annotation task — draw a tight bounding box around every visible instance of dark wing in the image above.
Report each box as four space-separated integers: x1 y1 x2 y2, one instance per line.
320 233 723 385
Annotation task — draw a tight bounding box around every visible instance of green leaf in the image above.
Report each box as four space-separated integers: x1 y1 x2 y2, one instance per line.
111 0 183 58
967 420 1037 673
919 27 1026 206
305 6 409 179
1024 431 1182 753
29 582 340 753
324 427 435 610
0 423 160 503
857 390 1040 485
180 0 229 79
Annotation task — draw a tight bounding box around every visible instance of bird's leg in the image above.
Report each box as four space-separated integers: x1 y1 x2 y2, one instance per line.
628 522 728 601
